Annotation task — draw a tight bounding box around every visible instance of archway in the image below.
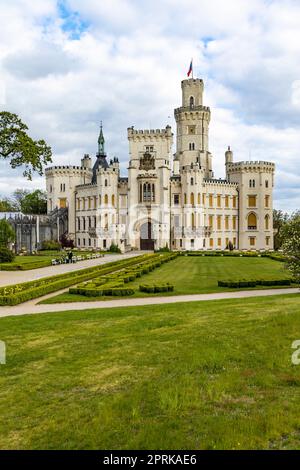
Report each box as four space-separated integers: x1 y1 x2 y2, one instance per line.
140 221 154 250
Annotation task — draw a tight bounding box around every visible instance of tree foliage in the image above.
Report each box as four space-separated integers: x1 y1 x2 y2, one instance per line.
273 209 290 250
0 112 52 180
0 219 15 247
20 190 47 215
282 212 300 284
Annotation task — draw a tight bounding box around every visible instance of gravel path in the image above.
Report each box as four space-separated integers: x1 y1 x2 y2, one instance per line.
0 288 298 319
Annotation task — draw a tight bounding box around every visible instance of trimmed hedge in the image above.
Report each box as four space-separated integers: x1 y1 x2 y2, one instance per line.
69 253 178 297
184 251 287 261
139 283 174 293
0 254 156 305
218 278 292 288
0 259 51 271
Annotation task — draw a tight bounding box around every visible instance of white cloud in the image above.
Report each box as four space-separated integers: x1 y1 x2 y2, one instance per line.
0 0 299 211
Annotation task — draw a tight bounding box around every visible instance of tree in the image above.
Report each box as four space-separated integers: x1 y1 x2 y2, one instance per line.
0 112 52 180
20 190 47 215
12 189 30 211
273 209 289 250
282 212 300 285
0 219 15 247
0 198 17 212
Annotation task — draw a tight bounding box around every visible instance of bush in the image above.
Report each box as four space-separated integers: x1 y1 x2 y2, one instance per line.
218 278 292 288
41 240 61 251
139 283 174 293
0 247 15 263
109 243 121 253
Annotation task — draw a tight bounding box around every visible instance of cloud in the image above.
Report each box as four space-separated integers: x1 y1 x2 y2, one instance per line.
0 0 299 212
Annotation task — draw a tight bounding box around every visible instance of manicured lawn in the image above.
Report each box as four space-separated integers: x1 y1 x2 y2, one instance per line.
43 255 292 304
0 250 108 271
0 294 300 449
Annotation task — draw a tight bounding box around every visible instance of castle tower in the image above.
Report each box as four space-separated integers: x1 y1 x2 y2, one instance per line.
174 78 213 178
226 159 275 250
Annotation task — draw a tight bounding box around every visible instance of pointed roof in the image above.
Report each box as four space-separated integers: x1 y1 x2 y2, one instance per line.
98 121 105 155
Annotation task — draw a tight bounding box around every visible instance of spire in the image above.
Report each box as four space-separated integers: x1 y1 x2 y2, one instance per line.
98 121 105 155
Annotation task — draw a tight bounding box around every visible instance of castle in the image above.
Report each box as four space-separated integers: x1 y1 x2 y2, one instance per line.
45 78 275 252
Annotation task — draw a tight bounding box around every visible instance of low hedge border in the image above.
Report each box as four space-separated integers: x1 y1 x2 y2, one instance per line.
69 253 178 297
218 278 292 288
183 251 286 262
0 254 157 306
139 283 174 293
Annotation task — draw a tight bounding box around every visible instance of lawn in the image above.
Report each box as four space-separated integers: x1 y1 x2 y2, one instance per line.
42 255 292 304
0 294 300 449
0 250 109 271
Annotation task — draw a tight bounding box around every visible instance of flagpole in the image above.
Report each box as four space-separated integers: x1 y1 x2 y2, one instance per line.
192 58 193 79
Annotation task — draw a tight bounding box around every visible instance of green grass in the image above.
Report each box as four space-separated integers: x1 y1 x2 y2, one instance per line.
1 294 300 449
0 250 108 270
43 255 292 304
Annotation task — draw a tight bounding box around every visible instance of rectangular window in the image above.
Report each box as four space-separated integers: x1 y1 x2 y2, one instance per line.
266 236 270 246
180 239 183 248
233 237 236 247
77 238 80 246
103 240 107 249
191 239 194 248
174 194 180 205
202 194 205 205
217 194 221 208
249 237 256 247
209 238 214 248
83 238 86 246
265 195 270 208
88 238 91 246
248 195 257 207
226 237 229 247
217 215 222 230
225 216 229 230
209 194 213 207
59 198 67 209
225 195 229 208
209 215 214 229
218 238 222 247
232 196 237 208
232 216 237 230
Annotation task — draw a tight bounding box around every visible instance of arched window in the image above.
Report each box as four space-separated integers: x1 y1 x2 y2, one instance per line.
104 179 108 187
112 194 115 207
198 193 201 205
265 214 270 230
248 213 257 230
184 193 187 205
191 177 194 185
104 194 108 205
139 183 142 203
265 180 269 188
189 143 195 151
189 96 194 108
190 192 195 206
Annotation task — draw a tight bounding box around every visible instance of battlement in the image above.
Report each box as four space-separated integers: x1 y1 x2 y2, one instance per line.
204 178 238 188
181 78 204 87
227 161 275 173
45 165 92 175
127 126 172 140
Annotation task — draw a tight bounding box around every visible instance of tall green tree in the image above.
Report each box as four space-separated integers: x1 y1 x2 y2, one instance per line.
0 112 52 180
282 212 300 285
0 219 15 247
20 190 47 214
0 198 17 212
273 209 289 250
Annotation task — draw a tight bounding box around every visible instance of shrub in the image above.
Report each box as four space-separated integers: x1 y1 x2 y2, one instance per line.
0 247 15 263
139 283 174 293
218 278 292 288
109 243 121 253
41 240 61 251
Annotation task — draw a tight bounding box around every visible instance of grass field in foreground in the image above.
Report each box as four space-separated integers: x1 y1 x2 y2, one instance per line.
1 294 300 449
42 255 292 304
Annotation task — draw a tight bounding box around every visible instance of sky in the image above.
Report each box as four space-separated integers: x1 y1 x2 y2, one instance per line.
0 0 300 212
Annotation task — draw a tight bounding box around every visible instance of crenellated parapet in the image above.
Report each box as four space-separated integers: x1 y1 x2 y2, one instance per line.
127 126 172 142
226 161 275 174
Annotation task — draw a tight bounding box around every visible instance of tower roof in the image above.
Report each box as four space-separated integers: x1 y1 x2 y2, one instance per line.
98 121 105 155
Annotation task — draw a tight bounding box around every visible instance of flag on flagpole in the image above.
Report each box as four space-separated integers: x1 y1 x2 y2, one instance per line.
187 59 193 77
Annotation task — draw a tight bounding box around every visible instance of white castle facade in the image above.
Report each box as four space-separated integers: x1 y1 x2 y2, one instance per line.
45 78 275 252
